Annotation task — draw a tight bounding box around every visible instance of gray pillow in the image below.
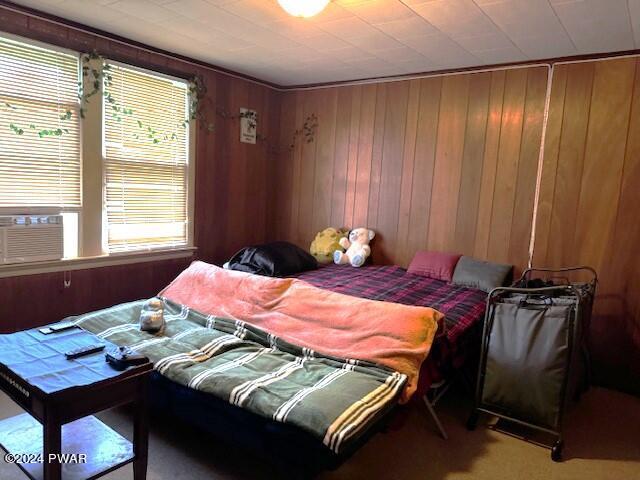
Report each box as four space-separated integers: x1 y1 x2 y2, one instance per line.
451 256 513 292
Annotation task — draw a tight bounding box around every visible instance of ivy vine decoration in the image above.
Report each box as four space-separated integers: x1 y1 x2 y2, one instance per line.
215 106 260 136
185 74 215 134
241 109 258 133
3 51 214 144
288 113 318 150
3 101 73 138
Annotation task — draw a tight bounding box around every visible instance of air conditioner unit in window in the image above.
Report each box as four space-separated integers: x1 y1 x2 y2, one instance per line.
0 215 64 264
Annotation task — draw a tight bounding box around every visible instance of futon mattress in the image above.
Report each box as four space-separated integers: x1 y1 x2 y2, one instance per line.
75 298 405 454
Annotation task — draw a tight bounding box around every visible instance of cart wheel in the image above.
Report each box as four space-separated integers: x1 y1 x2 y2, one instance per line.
466 411 479 431
551 440 563 462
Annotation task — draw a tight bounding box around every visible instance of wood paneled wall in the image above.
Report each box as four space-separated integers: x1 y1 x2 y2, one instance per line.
2 6 639 394
533 57 640 395
0 7 279 330
0 258 191 333
272 66 549 272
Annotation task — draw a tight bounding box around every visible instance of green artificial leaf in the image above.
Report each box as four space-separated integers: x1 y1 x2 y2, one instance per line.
9 124 24 135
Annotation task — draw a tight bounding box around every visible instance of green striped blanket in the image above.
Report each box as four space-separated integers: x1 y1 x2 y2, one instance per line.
74 298 406 454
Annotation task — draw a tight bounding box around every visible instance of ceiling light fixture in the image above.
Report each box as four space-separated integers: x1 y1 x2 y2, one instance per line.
277 0 330 18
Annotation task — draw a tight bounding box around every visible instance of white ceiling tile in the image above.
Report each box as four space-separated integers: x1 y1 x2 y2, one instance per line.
12 0 64 6
102 14 167 43
220 0 290 24
164 0 236 24
630 0 640 48
108 0 175 22
345 31 405 51
513 33 577 59
263 18 324 39
401 32 479 66
411 0 500 37
478 0 571 39
342 0 415 24
344 55 394 71
372 45 426 64
374 16 439 40
30 0 122 24
294 32 353 51
307 2 354 22
6 0 635 85
550 0 635 53
472 46 528 64
317 16 379 39
202 0 238 5
326 45 371 61
454 31 517 52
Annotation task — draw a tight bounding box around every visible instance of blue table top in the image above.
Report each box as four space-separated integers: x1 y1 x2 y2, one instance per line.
0 327 130 395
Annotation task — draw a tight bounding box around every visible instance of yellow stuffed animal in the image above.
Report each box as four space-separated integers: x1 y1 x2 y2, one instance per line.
310 228 349 264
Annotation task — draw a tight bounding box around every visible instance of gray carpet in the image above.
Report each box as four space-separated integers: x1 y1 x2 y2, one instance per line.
1 386 639 480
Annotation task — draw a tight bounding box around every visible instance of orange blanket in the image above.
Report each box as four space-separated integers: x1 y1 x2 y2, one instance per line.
160 261 442 402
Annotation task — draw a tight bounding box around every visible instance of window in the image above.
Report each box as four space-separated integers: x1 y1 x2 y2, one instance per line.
0 33 194 268
103 63 190 253
0 36 80 207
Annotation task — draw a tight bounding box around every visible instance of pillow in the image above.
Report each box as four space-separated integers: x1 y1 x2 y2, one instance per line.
226 241 318 277
451 256 513 292
407 251 461 282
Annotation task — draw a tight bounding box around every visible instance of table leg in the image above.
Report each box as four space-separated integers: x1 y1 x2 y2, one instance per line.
43 416 61 480
133 376 149 480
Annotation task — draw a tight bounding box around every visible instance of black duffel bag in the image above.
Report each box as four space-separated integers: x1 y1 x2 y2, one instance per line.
226 241 318 277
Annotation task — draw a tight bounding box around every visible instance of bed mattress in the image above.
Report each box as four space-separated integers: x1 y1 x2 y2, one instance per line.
292 264 488 391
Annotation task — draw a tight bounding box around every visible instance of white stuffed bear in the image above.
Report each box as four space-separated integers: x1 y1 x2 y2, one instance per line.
333 228 375 267
139 297 165 333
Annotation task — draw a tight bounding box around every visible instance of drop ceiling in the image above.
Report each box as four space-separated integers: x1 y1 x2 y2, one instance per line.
8 0 640 87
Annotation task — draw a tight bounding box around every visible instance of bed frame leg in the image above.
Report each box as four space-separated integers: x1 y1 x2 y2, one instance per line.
422 394 448 440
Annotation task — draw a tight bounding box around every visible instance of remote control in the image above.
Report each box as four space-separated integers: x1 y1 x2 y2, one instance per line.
39 321 78 335
65 343 106 359
105 346 148 370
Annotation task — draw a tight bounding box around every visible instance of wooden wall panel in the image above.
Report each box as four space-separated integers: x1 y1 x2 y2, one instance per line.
274 66 548 272
0 258 191 333
533 57 640 395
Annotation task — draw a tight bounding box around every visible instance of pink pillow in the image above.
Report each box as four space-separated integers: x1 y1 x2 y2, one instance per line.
407 251 462 282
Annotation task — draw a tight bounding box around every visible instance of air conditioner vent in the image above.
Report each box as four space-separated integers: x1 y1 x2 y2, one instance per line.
0 215 64 264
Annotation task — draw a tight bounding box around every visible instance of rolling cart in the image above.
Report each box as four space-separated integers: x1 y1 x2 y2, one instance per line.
467 266 597 462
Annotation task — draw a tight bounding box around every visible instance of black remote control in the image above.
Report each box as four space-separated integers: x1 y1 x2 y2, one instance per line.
65 343 106 359
105 346 148 371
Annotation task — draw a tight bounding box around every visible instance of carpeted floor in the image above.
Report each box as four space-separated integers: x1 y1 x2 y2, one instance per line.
0 386 638 480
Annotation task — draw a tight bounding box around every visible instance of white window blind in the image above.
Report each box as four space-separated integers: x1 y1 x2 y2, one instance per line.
0 36 80 207
103 63 189 253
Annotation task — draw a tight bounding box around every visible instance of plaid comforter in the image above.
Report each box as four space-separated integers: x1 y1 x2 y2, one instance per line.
75 298 405 454
292 264 488 389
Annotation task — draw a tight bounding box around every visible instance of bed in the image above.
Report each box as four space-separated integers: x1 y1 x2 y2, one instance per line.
293 264 486 388
73 261 487 475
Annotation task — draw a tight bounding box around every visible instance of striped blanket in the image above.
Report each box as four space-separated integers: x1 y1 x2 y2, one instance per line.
75 298 406 454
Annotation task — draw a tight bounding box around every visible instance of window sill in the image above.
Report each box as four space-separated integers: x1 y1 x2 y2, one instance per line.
0 247 196 279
